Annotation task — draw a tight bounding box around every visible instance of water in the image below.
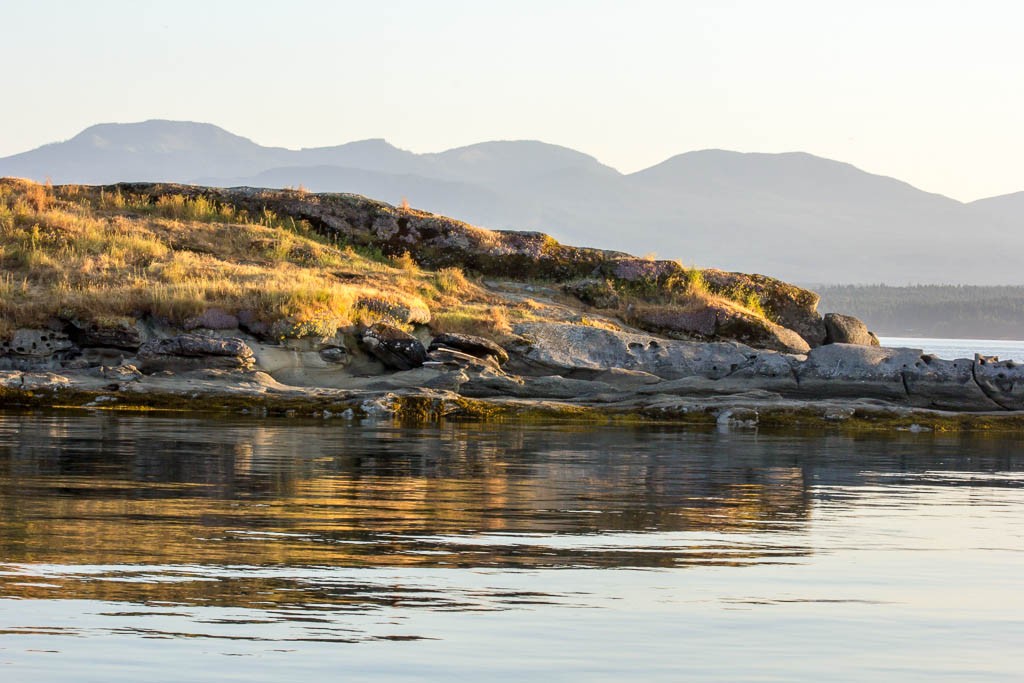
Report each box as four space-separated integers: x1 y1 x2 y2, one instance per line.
879 336 1024 362
1 413 1024 682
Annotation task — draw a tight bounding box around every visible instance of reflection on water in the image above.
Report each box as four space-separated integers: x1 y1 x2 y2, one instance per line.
1 413 1023 681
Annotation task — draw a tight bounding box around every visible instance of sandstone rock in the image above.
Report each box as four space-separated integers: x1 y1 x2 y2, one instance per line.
972 355 1024 410
701 269 826 346
136 334 256 373
902 355 998 411
65 319 142 350
460 369 618 399
796 344 920 401
564 367 663 391
509 322 786 381
319 346 349 364
0 329 75 370
429 332 509 365
426 347 502 373
360 323 427 371
823 313 880 346
2 329 74 357
628 302 810 355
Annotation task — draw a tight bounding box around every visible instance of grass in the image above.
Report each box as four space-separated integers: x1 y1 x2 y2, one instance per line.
0 179 492 341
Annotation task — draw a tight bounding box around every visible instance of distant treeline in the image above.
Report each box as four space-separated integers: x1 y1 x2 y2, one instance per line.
815 285 1024 339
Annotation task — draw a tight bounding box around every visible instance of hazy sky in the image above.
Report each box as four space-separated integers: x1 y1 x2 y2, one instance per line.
2 0 1022 201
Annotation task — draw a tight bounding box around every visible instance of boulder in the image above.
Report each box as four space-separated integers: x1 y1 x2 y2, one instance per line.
628 302 810 355
360 323 427 371
136 334 255 373
823 313 880 346
319 345 349 364
429 332 509 365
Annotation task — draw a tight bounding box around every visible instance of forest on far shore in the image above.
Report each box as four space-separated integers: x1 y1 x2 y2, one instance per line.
815 285 1024 340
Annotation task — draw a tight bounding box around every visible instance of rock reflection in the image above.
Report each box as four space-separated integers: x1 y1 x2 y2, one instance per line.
1 412 1022 614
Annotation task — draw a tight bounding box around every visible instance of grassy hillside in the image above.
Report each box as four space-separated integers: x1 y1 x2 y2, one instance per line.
0 178 797 351
0 178 510 340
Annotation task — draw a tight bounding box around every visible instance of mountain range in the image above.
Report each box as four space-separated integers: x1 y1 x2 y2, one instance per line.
2 120 1020 284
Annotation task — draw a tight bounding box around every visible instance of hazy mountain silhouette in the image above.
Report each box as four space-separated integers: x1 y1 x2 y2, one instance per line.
2 120 1021 284
970 191 1024 222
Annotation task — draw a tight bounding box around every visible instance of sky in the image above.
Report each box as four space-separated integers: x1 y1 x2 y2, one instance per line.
1 0 1022 202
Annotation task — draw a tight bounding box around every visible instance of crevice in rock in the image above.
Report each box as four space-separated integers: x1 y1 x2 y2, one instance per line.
899 371 912 399
972 361 1013 411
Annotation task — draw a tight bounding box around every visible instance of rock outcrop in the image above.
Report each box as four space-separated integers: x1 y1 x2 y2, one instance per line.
428 333 509 365
137 334 255 373
823 313 880 346
103 184 828 353
360 323 427 370
701 269 826 346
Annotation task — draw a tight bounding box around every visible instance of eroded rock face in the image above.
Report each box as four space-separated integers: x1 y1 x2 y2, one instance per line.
429 333 509 365
973 355 1024 410
0 329 76 370
796 344 919 401
137 334 255 373
508 322 791 381
823 313 880 346
2 329 74 357
65 318 142 350
360 323 427 371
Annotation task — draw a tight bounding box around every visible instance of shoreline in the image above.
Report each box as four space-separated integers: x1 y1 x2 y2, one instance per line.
3 367 1024 433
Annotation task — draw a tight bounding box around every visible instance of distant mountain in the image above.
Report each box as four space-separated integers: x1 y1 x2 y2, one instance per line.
3 120 1022 284
0 120 293 183
970 191 1024 222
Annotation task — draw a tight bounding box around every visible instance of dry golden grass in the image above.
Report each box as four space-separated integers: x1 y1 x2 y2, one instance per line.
430 305 512 338
0 179 497 340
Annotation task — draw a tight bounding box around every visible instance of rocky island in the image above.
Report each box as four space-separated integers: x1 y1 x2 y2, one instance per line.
1 178 1021 430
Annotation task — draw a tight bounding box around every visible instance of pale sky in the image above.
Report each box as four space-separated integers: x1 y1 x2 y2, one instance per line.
2 0 1022 201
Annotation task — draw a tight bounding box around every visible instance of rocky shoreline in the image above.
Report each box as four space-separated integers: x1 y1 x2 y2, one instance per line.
1 322 1022 431
1 180 1021 430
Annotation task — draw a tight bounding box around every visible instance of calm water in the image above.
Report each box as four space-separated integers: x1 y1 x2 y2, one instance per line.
879 336 1024 362
2 413 1024 682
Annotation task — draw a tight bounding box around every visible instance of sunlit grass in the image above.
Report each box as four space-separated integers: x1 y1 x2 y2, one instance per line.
0 179 496 340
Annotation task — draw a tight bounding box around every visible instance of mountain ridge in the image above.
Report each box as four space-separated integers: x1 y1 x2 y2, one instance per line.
2 120 1021 284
